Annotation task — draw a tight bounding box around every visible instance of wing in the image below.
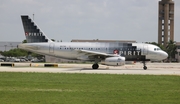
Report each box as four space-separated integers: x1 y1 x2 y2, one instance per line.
75 49 119 60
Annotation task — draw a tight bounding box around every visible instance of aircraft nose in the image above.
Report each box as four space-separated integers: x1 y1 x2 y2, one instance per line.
161 51 168 59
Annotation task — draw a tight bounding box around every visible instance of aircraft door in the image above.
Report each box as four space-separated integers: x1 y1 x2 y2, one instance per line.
143 45 148 55
49 43 54 53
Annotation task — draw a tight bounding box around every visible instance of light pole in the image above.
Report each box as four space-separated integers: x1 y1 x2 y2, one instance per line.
4 45 7 51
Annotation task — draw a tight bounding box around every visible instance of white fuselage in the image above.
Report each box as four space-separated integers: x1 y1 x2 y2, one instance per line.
18 42 168 62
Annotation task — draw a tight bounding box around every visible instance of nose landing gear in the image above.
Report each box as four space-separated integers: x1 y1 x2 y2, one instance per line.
142 61 147 70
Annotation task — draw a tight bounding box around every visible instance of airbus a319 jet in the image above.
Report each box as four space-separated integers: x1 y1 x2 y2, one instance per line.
18 15 168 70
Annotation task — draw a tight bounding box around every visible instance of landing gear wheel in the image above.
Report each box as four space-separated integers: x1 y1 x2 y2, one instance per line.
142 61 147 70
92 64 99 69
143 66 147 70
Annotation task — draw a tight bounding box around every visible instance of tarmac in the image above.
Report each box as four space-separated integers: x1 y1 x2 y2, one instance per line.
0 62 180 75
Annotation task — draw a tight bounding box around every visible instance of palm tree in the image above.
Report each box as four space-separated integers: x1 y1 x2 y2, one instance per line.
166 40 177 62
22 39 27 43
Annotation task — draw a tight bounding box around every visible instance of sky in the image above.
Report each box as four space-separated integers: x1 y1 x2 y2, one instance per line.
0 0 180 43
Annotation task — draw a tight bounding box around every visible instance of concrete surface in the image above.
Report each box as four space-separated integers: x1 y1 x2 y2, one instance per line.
0 63 180 75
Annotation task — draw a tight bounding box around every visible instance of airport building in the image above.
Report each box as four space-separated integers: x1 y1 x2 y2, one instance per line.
46 39 180 63
158 0 174 47
71 39 136 43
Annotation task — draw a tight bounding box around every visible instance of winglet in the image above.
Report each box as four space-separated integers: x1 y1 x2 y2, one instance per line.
21 15 53 43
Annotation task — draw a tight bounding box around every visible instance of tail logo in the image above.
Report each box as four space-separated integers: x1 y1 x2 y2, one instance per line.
25 32 43 36
21 15 52 43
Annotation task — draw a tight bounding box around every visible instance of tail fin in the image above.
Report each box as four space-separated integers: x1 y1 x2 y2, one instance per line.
21 15 52 43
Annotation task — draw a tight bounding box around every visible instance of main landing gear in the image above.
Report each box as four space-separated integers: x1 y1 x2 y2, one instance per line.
92 63 99 69
142 61 147 70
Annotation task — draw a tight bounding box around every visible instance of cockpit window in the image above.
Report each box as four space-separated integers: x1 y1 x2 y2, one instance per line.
154 48 161 51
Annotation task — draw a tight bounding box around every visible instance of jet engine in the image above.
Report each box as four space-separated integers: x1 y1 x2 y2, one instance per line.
101 56 125 66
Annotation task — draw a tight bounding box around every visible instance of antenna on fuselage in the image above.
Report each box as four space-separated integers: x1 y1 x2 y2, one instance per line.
33 13 34 20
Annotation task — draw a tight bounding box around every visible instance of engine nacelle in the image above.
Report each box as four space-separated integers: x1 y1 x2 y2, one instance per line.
101 56 125 66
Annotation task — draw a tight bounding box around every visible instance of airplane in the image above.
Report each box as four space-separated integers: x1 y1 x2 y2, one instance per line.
18 15 168 70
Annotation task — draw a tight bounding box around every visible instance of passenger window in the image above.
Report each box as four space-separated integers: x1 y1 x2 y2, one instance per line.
154 48 156 51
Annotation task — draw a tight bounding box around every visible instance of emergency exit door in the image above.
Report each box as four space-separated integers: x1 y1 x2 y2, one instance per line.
49 43 54 53
143 45 148 55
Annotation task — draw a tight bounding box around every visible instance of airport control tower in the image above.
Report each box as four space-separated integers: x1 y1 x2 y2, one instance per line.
158 0 174 46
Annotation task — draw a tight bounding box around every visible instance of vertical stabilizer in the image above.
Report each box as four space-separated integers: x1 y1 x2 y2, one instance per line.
21 15 52 43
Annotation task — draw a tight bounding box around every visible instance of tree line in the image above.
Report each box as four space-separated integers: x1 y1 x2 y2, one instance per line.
0 40 43 58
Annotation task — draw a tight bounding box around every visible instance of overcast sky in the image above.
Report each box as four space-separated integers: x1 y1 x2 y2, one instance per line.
0 0 180 43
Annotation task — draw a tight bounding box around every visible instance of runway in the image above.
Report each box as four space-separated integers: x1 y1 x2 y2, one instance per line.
0 63 180 75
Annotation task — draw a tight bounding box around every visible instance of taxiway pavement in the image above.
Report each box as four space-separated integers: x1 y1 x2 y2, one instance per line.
0 63 180 75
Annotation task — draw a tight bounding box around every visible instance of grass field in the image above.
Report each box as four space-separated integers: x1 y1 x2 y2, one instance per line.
0 72 180 104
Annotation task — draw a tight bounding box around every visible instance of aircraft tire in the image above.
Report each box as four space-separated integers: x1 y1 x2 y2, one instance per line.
143 66 147 70
92 64 99 69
